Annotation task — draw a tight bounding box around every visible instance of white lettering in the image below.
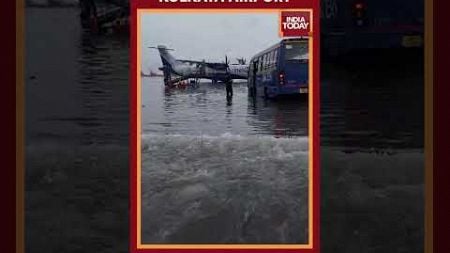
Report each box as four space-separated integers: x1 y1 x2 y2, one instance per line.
282 20 309 30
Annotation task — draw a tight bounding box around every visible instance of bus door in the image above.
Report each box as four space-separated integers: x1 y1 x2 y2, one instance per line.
248 60 258 96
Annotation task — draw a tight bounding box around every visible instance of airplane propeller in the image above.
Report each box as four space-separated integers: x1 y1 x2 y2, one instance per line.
224 55 230 74
222 55 230 66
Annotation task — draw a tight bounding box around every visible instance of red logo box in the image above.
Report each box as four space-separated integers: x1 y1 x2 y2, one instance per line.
280 11 311 37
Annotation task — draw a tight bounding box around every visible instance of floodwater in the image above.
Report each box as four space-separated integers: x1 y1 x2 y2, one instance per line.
25 7 130 253
141 79 309 243
141 80 308 137
26 6 424 253
320 51 424 253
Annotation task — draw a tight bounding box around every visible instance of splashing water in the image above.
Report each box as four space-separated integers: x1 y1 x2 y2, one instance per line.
141 134 309 244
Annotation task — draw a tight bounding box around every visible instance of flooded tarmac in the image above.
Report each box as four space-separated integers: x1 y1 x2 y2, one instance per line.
25 7 423 253
25 7 130 253
141 79 309 243
142 79 308 137
320 51 424 253
141 133 308 243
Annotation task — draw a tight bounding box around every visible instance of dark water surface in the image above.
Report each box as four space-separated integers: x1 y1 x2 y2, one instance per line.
26 8 129 146
26 7 423 252
26 7 130 253
141 79 308 137
140 71 309 243
320 51 424 253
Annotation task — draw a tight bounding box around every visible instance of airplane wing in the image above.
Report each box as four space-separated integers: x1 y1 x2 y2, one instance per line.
178 60 228 70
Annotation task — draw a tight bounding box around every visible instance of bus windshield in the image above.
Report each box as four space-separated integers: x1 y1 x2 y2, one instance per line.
284 42 308 62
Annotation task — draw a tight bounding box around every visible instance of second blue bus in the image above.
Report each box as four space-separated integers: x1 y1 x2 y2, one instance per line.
248 38 309 99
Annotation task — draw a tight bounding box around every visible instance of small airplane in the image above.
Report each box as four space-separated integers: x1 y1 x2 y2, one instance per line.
149 45 249 86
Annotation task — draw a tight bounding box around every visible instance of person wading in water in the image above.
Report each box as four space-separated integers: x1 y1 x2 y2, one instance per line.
225 78 233 99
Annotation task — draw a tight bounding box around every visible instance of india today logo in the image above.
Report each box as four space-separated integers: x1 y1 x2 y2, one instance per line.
280 11 311 37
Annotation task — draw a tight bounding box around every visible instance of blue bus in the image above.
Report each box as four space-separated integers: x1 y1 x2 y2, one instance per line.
248 38 309 99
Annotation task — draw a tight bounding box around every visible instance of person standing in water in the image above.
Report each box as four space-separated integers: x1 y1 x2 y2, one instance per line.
225 78 233 98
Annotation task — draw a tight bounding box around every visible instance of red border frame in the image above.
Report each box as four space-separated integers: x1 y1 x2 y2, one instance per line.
130 1 320 252
434 1 450 252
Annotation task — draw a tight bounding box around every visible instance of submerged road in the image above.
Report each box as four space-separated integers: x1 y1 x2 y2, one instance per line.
141 79 309 243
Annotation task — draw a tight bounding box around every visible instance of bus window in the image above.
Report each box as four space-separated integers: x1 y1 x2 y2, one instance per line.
253 60 259 72
259 56 264 71
268 51 273 67
284 42 308 62
261 55 264 69
271 50 276 66
265 54 269 69
261 54 266 70
271 51 275 66
274 49 278 63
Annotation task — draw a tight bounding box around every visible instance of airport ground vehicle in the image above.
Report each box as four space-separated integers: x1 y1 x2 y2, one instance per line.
248 38 309 99
321 0 424 56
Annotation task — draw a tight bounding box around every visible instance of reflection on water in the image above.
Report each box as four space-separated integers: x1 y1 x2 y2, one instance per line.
321 52 424 150
142 79 308 138
25 7 130 253
141 79 309 243
320 52 424 253
26 8 129 147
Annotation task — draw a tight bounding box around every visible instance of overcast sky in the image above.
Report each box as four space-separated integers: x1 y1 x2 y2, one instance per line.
140 12 280 73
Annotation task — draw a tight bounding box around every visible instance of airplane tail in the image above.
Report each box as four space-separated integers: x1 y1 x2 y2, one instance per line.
149 45 178 85
156 45 177 69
